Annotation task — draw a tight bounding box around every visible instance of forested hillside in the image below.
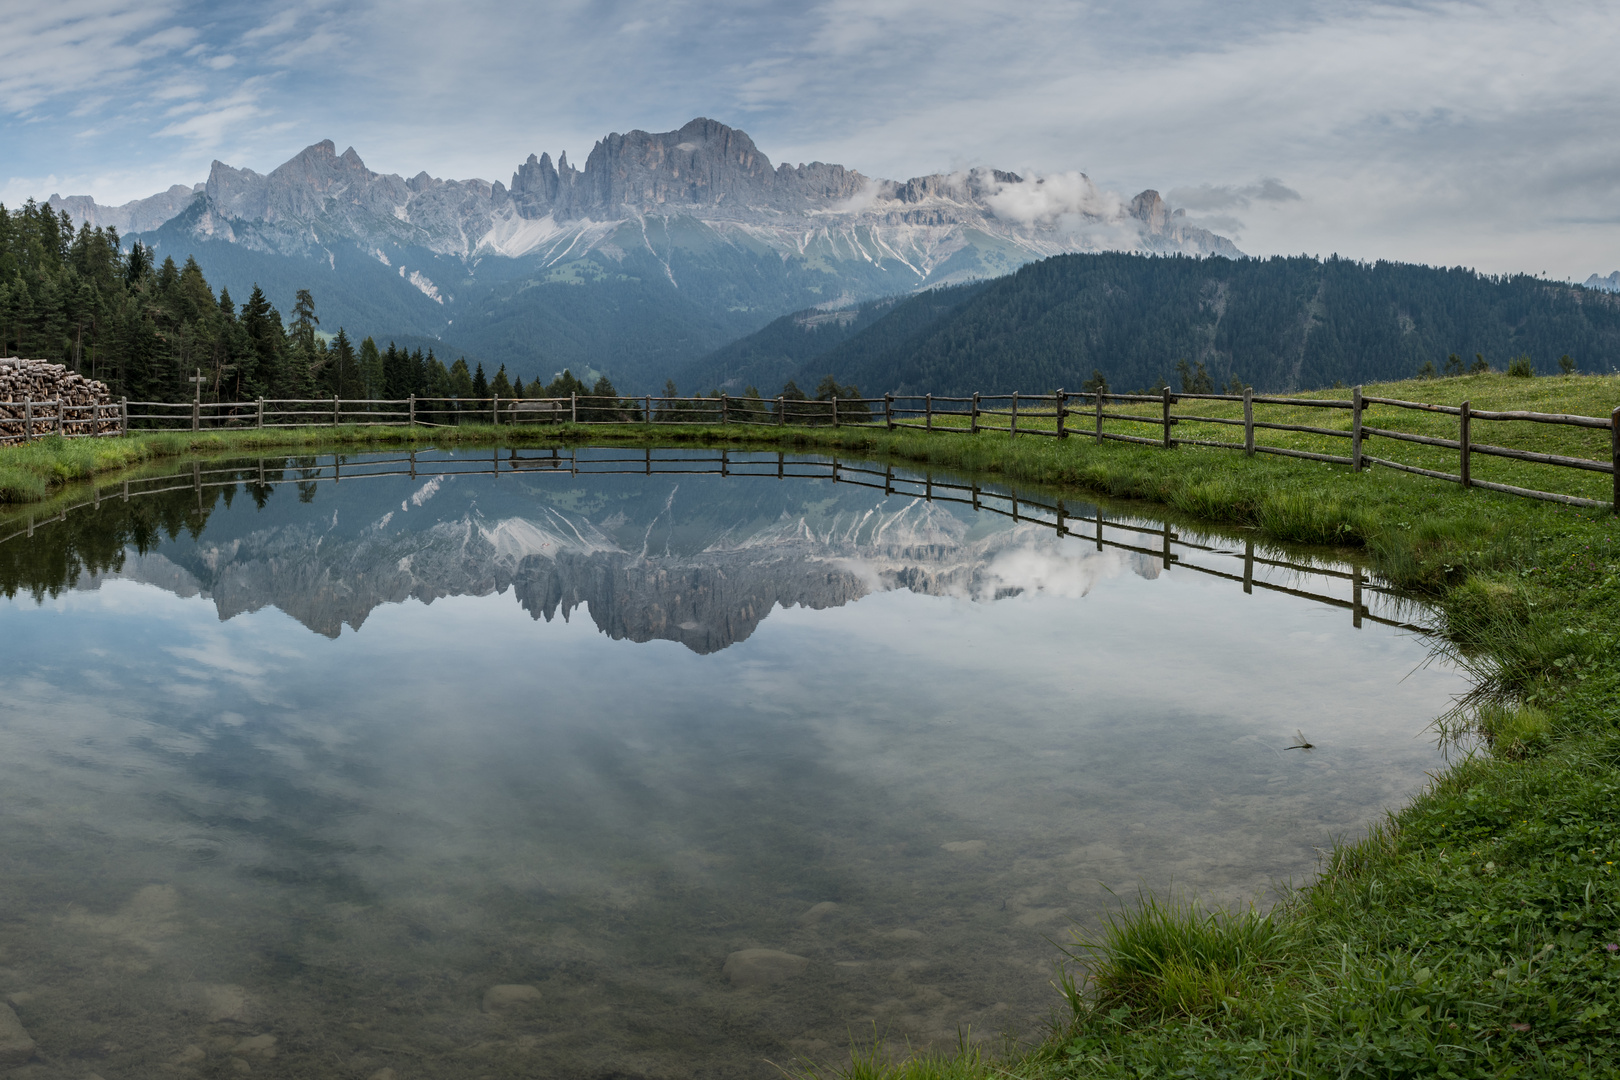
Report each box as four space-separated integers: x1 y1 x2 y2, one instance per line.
767 253 1620 396
0 199 525 404
670 282 991 394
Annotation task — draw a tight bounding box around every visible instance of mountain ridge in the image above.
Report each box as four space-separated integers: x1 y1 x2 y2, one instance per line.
45 119 1239 390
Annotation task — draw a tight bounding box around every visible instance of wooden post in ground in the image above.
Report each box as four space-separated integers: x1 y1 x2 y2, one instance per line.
723 395 730 425
885 393 894 431
56 399 64 436
925 393 933 431
24 399 31 442
1011 392 1019 436
1350 386 1362 470
1095 391 1103 444
1056 389 1066 438
1161 387 1172 448
120 397 128 437
830 395 837 427
257 398 265 429
332 395 339 427
409 394 416 427
492 395 499 425
971 392 980 434
1244 387 1255 456
1611 407 1619 514
646 395 652 424
778 396 786 426
1460 400 1472 488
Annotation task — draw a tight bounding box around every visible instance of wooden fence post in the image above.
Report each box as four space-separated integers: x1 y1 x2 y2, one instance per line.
1613 407 1620 514
1056 389 1066 438
778 396 786 426
23 399 31 442
1161 386 1172 448
1460 399 1471 488
723 395 730 425
1095 391 1103 444
1352 567 1364 628
332 394 340 427
192 397 200 432
257 397 264 429
1244 387 1255 456
571 392 577 424
120 397 128 437
885 393 894 431
1350 385 1361 470
971 392 980 434
646 395 652 424
492 394 499 425
1011 392 1019 436
925 393 933 431
409 394 416 427
830 395 837 427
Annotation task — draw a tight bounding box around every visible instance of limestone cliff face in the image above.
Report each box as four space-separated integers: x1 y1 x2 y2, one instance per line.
51 117 1241 265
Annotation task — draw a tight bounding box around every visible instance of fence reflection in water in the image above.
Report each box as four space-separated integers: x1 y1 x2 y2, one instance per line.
0 447 1425 634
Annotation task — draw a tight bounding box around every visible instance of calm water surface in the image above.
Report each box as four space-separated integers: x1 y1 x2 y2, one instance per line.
0 448 1463 1078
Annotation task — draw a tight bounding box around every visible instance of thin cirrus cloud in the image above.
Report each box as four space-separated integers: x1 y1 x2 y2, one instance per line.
1 0 1616 278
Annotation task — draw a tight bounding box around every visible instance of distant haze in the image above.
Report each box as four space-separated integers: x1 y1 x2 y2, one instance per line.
3 1 1618 282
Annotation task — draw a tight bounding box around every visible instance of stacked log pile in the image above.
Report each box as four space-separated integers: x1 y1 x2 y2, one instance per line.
0 358 117 440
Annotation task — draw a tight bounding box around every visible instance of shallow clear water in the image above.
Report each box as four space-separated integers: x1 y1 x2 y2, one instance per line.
0 448 1462 1078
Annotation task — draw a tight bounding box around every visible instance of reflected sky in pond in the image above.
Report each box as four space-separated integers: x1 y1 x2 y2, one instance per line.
0 449 1462 1079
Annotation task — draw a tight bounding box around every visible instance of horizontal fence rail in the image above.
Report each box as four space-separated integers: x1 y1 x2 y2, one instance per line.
0 447 1422 634
4 385 1615 511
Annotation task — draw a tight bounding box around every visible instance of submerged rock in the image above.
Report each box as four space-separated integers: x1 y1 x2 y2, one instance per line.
482 984 542 1013
0 1003 34 1064
799 901 840 925
723 949 809 988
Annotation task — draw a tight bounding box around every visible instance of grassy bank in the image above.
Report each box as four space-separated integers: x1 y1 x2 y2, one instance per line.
3 376 1619 1076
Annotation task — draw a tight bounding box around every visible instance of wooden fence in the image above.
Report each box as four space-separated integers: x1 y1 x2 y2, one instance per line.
0 447 1422 634
4 385 1615 512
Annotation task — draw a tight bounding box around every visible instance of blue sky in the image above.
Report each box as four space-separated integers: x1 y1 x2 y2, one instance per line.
1 0 1616 278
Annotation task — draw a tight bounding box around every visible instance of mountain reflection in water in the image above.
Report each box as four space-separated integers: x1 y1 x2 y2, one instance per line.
14 448 1406 649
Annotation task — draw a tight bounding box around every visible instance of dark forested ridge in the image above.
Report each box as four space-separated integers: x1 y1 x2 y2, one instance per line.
753 253 1620 396
669 282 992 395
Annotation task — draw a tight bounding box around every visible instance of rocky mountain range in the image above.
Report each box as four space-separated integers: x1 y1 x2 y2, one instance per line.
1585 271 1620 293
48 119 1239 390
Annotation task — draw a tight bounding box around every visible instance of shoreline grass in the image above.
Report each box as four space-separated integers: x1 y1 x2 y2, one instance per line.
4 374 1620 1076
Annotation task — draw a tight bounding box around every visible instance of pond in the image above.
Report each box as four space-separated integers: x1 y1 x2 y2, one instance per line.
0 447 1464 1079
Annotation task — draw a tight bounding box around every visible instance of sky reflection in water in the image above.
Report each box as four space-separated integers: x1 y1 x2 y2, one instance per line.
0 449 1464 1078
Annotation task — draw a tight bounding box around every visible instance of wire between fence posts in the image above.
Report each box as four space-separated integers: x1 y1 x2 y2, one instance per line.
1460 399 1472 489
1350 386 1361 470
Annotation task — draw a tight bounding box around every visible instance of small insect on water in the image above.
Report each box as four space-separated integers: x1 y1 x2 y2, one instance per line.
1287 730 1315 750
